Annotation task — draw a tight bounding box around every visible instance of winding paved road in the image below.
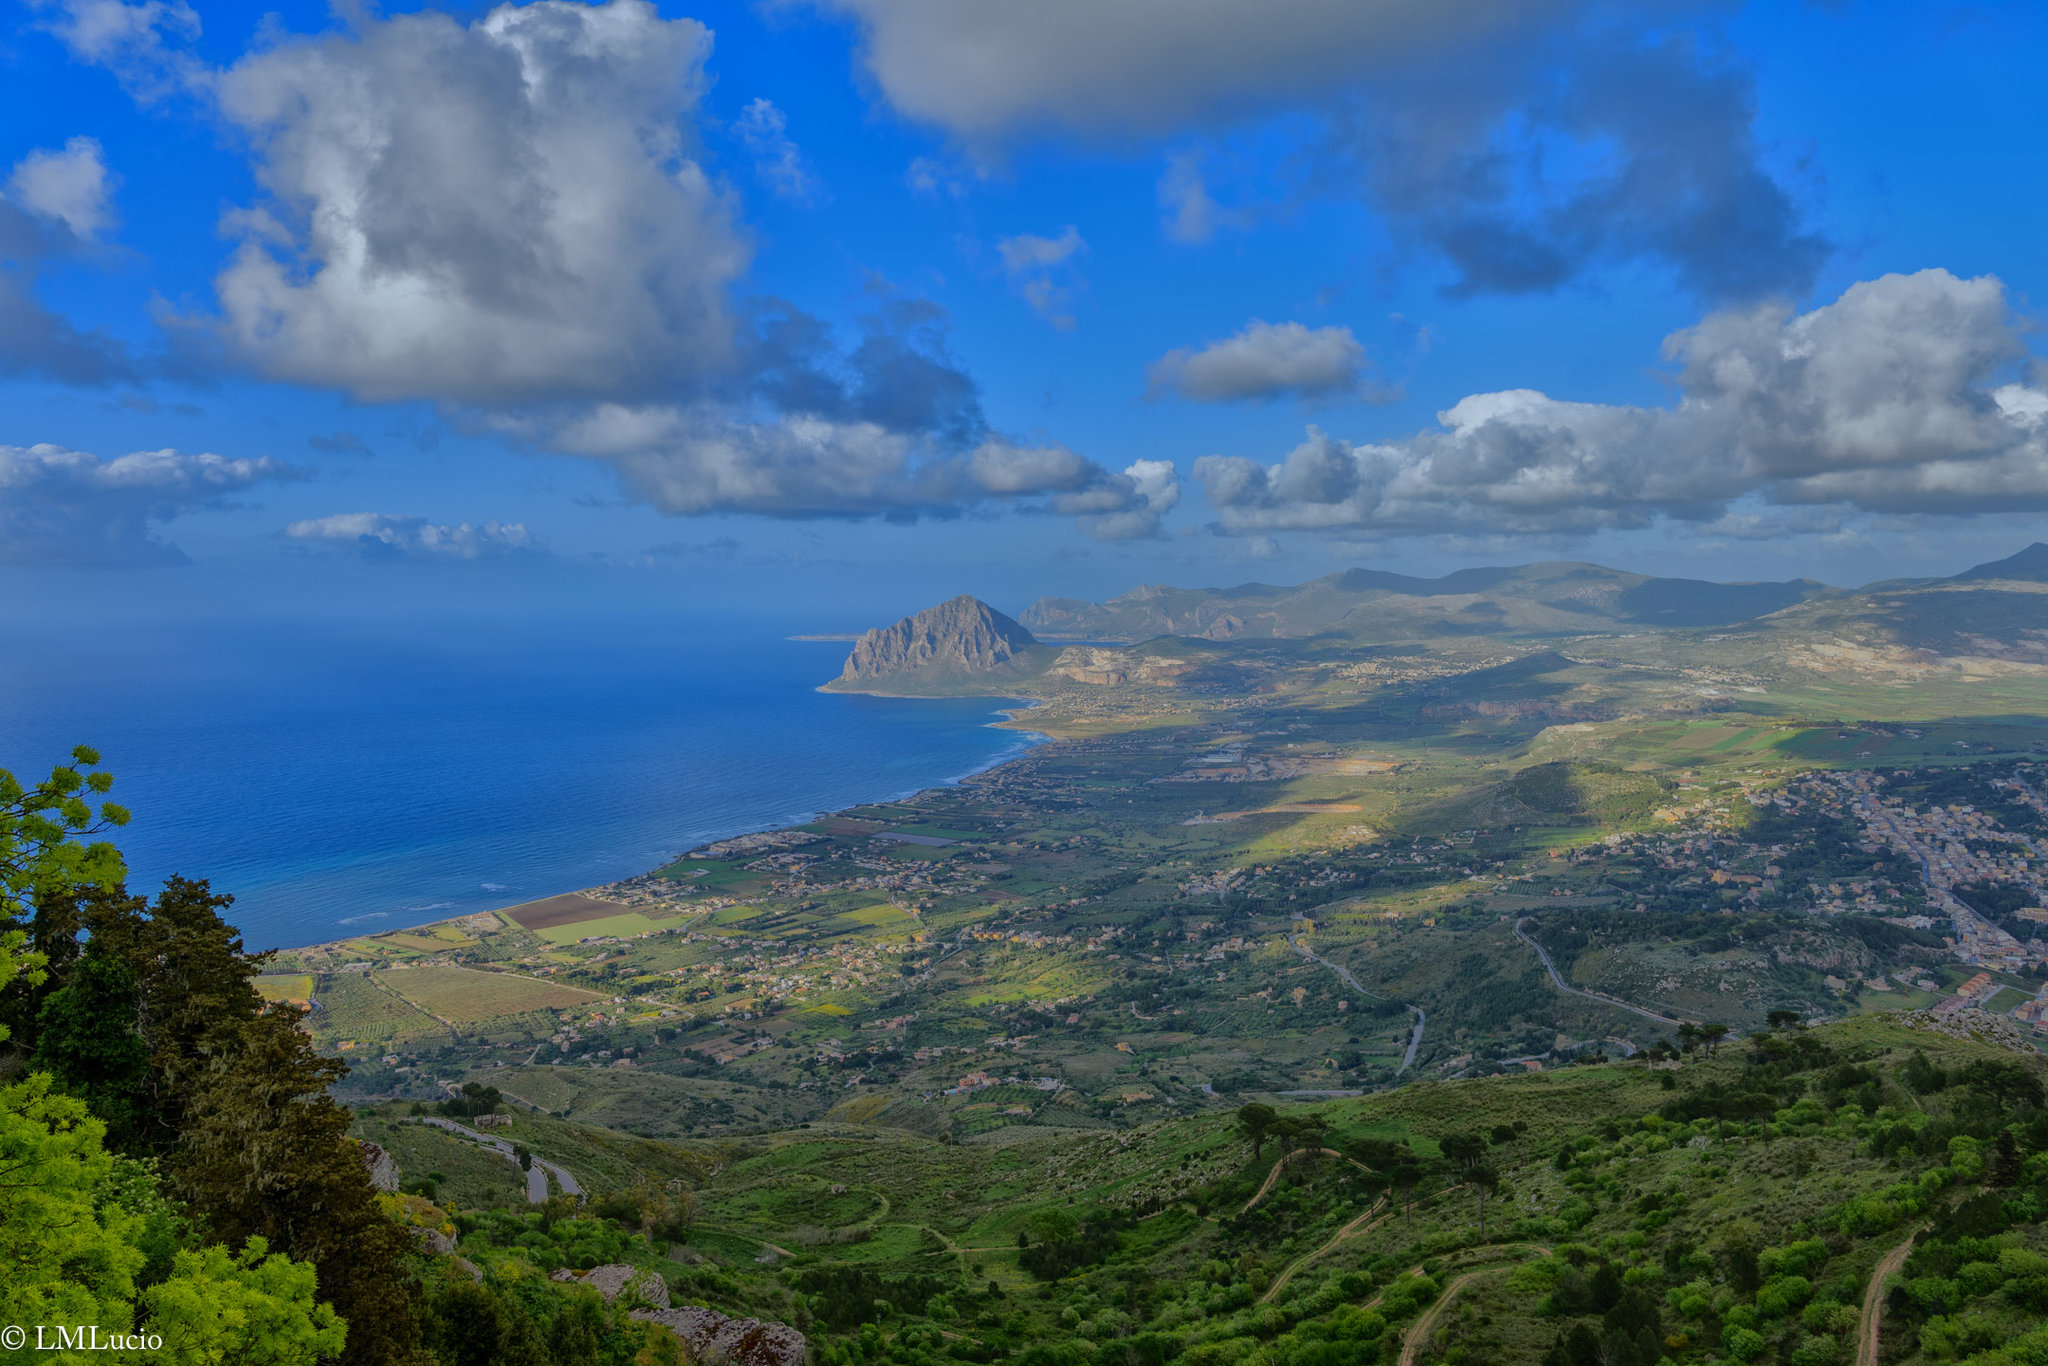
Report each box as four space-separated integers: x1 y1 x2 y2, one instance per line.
415 1116 582 1203
1289 935 1427 1074
1512 918 1688 1028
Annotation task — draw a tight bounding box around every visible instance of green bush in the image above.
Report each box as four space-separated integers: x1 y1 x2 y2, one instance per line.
1722 1324 1767 1361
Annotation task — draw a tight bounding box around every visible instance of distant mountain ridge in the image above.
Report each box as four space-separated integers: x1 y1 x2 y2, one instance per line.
1021 560 1838 642
1955 542 2048 583
824 544 2048 694
826 595 1048 693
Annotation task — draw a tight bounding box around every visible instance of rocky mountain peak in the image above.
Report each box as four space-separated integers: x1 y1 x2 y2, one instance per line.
836 595 1037 683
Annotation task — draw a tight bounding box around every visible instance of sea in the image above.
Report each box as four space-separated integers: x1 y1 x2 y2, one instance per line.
0 612 1038 951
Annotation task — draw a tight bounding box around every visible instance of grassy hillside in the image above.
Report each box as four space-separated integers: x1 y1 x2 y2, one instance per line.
377 1013 2048 1366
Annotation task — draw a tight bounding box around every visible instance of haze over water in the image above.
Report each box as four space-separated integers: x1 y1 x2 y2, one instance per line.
0 614 1035 951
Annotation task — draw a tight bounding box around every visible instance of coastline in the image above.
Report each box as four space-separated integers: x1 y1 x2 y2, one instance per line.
299 690 1054 954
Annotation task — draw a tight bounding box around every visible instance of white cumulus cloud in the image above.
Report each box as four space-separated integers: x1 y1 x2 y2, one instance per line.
207 0 746 406
35 0 1169 540
543 405 1176 534
1195 269 2048 538
1148 320 1382 403
284 512 545 560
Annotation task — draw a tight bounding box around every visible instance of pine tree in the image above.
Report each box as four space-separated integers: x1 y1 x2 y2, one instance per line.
173 1008 427 1366
1993 1130 2024 1187
71 876 268 1154
28 946 150 1150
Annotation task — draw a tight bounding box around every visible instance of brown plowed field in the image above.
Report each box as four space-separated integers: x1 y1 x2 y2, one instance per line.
501 893 631 931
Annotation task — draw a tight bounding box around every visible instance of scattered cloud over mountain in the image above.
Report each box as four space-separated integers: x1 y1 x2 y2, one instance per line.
737 99 825 206
1148 320 1385 404
1064 462 1179 540
0 139 135 385
284 512 544 560
457 253 1163 530
0 442 295 565
528 296 1175 533
1195 270 2048 537
997 227 1087 329
548 411 1172 537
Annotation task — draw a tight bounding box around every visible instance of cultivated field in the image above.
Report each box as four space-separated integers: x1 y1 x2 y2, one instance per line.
501 893 634 931
312 972 451 1045
254 973 315 1005
374 965 607 1022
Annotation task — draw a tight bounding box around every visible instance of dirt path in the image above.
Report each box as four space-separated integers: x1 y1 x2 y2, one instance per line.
1393 1245 1553 1366
1858 1230 1919 1366
1259 1196 1391 1303
1399 1270 1488 1366
1240 1147 1380 1214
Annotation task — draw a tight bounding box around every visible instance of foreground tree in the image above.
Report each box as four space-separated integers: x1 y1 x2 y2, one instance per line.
29 947 151 1150
0 747 130 1042
0 750 408 1366
175 1007 426 1366
0 746 129 920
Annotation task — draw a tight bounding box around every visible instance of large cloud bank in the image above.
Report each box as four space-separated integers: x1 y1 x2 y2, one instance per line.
190 0 1170 534
1196 270 2048 536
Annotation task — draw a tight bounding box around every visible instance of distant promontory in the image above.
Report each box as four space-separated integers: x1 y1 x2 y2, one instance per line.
823 594 1053 695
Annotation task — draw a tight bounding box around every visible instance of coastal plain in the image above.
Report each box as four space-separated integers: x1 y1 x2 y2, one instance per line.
273 547 2048 1366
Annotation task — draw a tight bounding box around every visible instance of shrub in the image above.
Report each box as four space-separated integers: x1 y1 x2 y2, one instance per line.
1722 1325 1767 1361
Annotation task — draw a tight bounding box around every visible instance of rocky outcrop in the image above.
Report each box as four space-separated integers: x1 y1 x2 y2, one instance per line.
1048 647 1198 688
831 595 1040 689
1891 1007 2040 1054
356 1139 399 1193
550 1265 670 1306
629 1306 806 1366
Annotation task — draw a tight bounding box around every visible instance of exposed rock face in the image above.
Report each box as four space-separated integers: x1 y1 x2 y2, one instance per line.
1048 647 1198 688
629 1306 807 1366
356 1139 398 1193
836 595 1036 685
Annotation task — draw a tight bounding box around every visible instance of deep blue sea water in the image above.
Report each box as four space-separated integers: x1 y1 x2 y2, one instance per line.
0 614 1037 950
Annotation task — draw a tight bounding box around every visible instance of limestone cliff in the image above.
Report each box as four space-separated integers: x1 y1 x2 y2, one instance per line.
827 595 1049 693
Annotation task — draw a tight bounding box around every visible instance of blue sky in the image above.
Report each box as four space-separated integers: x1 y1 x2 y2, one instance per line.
3 0 2047 624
